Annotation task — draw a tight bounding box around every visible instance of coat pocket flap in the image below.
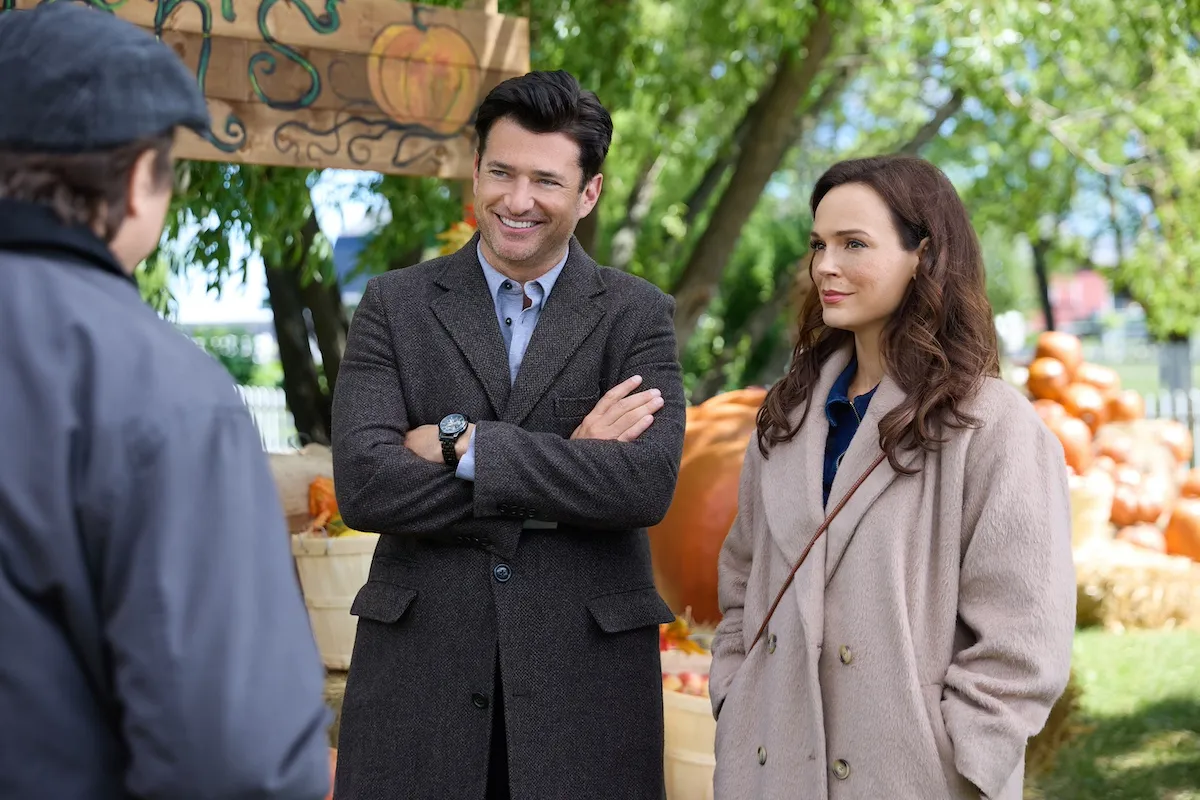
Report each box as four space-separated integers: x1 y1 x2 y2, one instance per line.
350 580 418 624
586 586 676 634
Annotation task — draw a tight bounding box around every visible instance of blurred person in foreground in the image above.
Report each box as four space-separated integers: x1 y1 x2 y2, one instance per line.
709 155 1076 799
0 4 331 798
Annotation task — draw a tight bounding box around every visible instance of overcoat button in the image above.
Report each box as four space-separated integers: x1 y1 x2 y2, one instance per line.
757 746 767 765
493 564 512 582
839 645 853 665
471 693 489 709
767 633 777 654
832 759 850 780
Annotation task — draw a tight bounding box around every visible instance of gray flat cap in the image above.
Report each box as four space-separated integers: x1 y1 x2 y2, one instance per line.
0 2 211 152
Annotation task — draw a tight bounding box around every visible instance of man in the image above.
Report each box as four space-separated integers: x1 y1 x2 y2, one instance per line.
331 70 686 799
0 5 332 799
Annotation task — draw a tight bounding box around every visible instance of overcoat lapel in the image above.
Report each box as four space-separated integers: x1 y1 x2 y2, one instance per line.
821 374 917 587
758 345 848 659
430 234 513 418
503 237 606 427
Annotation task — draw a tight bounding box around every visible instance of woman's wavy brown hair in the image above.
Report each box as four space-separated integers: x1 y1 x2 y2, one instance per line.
755 155 999 472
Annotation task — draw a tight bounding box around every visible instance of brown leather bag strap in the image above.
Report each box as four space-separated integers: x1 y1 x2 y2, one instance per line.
748 451 887 654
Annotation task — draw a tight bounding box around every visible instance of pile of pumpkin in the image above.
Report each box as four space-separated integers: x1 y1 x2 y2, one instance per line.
1024 331 1200 562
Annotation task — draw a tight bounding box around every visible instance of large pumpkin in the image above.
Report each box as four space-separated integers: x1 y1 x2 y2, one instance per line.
1164 497 1200 561
649 387 766 624
1026 357 1070 402
1035 331 1084 378
367 24 481 135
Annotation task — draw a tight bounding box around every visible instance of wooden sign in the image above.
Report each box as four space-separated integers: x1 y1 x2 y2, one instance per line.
2 0 530 178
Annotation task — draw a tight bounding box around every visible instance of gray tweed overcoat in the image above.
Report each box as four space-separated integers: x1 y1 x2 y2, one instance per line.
330 234 686 799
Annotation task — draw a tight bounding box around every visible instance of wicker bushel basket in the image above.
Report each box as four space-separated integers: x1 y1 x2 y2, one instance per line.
291 533 380 670
663 688 716 800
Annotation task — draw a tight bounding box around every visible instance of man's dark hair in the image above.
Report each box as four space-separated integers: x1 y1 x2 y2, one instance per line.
474 70 613 187
0 134 175 243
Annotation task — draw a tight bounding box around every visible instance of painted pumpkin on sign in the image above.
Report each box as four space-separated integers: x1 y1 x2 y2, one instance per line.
649 387 767 625
367 23 481 136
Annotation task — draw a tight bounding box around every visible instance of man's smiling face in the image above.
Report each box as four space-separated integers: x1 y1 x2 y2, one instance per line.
472 116 602 278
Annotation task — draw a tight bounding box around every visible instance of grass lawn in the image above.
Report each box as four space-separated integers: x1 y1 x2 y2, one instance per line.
1109 363 1200 396
1031 628 1200 799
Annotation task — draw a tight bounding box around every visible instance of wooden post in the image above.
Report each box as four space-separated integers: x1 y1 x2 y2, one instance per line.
461 0 496 223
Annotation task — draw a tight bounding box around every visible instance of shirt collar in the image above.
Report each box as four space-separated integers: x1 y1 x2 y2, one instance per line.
0 199 136 287
825 353 878 424
476 242 567 302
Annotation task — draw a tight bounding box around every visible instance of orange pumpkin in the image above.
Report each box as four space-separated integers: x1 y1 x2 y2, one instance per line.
1051 416 1093 474
326 748 337 800
1034 331 1083 378
1096 432 1134 465
1026 357 1070 402
649 388 765 624
1032 399 1068 428
1061 383 1108 433
1074 363 1121 400
1180 468 1200 499
1110 484 1140 528
309 476 339 529
1164 497 1200 561
1107 389 1145 422
1158 421 1194 464
367 23 482 135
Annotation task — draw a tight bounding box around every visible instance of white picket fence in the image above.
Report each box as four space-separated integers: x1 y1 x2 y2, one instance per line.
235 385 300 453
234 383 1200 464
1144 388 1200 466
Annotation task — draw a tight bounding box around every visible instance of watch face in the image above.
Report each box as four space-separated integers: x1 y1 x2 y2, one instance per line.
439 413 468 437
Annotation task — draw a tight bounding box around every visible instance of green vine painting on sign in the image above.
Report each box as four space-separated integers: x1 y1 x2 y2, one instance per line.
0 0 530 178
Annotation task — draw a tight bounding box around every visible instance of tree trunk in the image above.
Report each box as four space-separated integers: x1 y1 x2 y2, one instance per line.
690 287 791 403
574 203 601 257
265 213 330 447
301 273 348 392
1031 237 1056 332
1159 331 1192 392
669 3 836 349
611 152 667 271
896 87 965 155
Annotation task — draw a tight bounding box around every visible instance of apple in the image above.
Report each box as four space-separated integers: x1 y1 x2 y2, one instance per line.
662 673 683 692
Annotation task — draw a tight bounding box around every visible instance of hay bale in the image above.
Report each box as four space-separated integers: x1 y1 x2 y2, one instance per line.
1068 471 1114 549
324 670 348 748
1024 667 1086 793
1074 539 1200 631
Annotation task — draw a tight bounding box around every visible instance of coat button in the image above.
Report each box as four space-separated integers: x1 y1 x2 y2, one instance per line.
767 633 777 654
471 693 489 709
757 746 767 765
493 563 512 583
839 645 853 665
832 759 850 780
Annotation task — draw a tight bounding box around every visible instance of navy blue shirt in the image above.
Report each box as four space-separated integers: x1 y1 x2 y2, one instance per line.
823 356 877 508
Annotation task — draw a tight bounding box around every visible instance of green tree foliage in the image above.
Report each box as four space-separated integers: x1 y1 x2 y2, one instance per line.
160 0 1200 427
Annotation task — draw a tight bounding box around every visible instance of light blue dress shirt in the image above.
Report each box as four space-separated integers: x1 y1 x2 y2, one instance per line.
454 242 568 481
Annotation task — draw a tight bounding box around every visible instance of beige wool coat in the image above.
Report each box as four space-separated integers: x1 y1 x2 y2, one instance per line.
709 346 1076 800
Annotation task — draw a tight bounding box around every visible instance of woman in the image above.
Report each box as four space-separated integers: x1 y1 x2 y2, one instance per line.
709 155 1076 800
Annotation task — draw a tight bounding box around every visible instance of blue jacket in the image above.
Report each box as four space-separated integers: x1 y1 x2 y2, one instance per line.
0 199 331 799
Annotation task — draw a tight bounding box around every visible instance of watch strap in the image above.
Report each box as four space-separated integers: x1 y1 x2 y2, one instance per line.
441 435 460 468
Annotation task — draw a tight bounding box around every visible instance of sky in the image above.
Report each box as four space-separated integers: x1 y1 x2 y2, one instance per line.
170 170 380 326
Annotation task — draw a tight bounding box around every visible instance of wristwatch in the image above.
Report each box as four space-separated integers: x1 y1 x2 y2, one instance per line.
438 413 470 468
